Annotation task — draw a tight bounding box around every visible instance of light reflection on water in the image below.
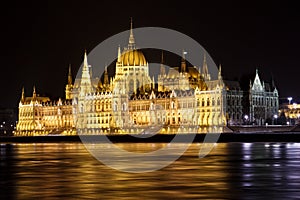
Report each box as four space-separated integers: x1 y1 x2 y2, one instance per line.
1 142 300 199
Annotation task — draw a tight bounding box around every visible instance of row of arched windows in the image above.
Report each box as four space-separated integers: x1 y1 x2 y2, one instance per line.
198 98 221 107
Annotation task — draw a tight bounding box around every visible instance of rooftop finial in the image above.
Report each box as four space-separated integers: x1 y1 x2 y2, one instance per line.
218 64 222 80
181 49 187 72
117 45 121 63
68 64 72 85
21 87 25 103
32 85 36 99
202 52 210 81
103 65 109 86
160 51 165 76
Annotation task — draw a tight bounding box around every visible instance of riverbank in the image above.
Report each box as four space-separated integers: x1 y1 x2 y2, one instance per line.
1 132 300 143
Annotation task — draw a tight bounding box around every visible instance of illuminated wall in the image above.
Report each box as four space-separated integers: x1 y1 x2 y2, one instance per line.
16 21 279 135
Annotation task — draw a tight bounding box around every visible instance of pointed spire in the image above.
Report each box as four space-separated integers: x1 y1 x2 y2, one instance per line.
182 49 186 60
32 85 36 99
128 17 135 49
68 64 72 85
103 65 109 86
79 50 93 95
84 50 88 67
160 51 166 75
21 87 25 103
218 64 222 80
117 45 121 63
181 50 187 73
202 53 208 74
270 72 276 90
202 53 210 81
152 76 155 90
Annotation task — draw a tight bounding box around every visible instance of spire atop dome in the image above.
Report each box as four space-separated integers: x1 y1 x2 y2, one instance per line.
128 17 135 49
84 50 88 67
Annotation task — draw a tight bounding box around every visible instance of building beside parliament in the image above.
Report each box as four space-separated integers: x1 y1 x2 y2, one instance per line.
15 22 279 135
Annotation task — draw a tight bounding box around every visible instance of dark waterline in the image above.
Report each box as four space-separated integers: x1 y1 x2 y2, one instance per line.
1 142 300 199
2 132 300 143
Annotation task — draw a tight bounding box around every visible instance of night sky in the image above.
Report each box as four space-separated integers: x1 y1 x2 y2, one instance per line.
1 0 299 109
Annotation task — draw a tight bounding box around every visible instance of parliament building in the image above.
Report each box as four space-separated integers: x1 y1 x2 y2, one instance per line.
15 22 279 135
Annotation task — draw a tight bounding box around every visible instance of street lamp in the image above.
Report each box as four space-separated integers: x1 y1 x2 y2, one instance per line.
244 115 249 125
287 97 293 104
274 114 278 125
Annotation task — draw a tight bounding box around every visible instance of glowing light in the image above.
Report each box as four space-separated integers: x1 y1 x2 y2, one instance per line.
272 144 281 148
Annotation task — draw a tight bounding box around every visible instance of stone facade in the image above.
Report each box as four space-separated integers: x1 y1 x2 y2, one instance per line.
15 21 280 135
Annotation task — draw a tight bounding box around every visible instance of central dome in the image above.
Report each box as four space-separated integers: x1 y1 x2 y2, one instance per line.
121 49 147 66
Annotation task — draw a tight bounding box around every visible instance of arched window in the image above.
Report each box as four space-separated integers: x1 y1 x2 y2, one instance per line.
80 104 84 113
129 79 134 93
171 101 175 109
271 99 273 107
113 103 117 111
136 80 140 91
122 103 126 111
212 98 215 106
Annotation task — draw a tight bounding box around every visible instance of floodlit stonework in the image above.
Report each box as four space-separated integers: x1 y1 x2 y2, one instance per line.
15 21 279 135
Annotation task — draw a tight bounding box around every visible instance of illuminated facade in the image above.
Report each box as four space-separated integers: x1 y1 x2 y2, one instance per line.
279 103 300 125
244 70 279 125
71 22 228 134
15 21 279 135
16 87 74 136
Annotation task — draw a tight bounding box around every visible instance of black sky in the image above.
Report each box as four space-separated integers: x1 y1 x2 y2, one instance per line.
1 0 299 108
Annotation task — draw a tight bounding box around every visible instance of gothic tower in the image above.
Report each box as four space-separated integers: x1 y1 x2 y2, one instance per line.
65 64 73 100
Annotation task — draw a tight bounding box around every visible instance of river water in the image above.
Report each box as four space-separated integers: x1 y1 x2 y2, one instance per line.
1 142 300 199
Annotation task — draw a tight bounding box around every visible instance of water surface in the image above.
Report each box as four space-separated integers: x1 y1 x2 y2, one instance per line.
1 142 300 199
